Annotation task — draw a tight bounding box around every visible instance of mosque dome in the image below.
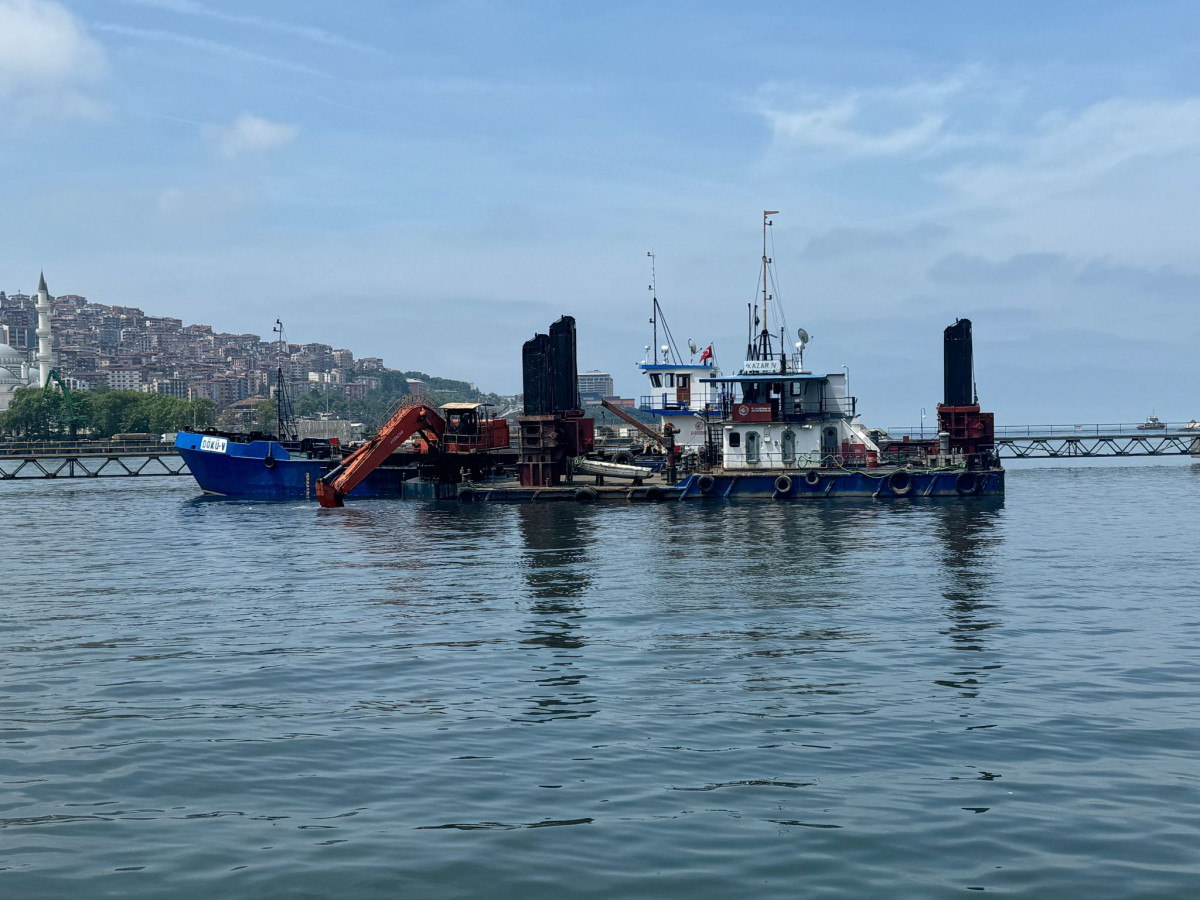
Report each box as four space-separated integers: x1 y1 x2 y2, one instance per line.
0 341 24 370
0 342 29 390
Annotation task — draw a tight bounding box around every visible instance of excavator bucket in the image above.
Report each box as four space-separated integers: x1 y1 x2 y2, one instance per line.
315 480 344 508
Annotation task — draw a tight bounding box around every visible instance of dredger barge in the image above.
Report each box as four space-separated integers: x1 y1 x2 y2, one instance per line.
177 311 1002 506
176 213 1002 504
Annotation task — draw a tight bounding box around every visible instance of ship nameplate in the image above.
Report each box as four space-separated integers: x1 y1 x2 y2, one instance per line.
200 436 229 453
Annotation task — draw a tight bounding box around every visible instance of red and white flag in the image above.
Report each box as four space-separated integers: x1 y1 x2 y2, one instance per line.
699 344 713 363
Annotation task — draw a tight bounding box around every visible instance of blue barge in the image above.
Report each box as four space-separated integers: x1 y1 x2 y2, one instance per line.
176 431 418 501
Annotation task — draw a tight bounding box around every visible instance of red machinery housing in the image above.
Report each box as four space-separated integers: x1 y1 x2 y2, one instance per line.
936 404 995 456
316 400 511 507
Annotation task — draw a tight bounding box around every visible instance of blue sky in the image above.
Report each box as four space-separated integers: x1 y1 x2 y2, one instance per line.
3 0 1200 425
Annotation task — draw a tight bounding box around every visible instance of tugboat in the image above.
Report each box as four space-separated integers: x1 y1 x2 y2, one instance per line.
669 211 1004 499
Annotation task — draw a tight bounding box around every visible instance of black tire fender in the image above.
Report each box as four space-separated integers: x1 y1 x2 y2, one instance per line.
888 470 913 496
804 470 821 487
774 475 793 495
956 471 979 496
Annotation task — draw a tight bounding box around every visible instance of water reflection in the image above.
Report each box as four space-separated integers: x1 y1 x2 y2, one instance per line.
650 501 869 611
514 505 597 722
930 498 1005 698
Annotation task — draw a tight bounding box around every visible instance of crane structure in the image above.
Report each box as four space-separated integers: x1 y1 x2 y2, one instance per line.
600 398 679 483
316 400 511 508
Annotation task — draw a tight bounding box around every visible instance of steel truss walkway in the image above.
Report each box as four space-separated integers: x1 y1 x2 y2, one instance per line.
993 424 1200 459
0 441 190 480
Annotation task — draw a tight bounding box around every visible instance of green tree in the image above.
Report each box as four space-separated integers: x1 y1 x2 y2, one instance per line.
1 387 52 438
190 398 215 429
256 398 278 430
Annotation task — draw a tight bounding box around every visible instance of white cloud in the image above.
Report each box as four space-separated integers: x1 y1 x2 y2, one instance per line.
212 113 298 159
0 0 107 118
755 69 988 158
939 98 1200 205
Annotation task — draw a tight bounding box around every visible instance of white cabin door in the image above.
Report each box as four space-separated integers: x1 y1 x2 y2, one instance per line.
781 429 796 465
745 431 760 464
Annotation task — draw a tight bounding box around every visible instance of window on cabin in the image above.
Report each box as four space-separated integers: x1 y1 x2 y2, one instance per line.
728 432 741 448
649 374 662 387
667 373 675 387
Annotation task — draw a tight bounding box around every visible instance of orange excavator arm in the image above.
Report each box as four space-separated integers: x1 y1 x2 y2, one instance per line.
316 403 444 507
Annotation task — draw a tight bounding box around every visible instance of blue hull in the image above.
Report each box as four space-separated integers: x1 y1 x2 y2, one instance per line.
675 468 1004 500
176 432 1004 503
175 431 419 501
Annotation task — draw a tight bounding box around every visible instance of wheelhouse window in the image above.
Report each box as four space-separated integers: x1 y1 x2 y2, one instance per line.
728 431 741 448
649 374 662 388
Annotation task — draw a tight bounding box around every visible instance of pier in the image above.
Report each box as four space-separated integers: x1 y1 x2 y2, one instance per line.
0 439 190 480
889 422 1200 459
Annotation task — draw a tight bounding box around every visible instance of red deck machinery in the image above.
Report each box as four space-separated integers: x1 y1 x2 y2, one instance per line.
315 400 510 507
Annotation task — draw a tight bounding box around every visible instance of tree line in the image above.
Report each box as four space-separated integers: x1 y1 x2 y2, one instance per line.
0 387 215 440
2 368 512 441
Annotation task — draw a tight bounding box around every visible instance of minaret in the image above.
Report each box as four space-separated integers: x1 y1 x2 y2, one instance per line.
35 271 54 387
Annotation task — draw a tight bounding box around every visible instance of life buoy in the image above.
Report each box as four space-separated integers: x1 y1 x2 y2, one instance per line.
263 455 276 469
955 471 979 496
697 473 716 493
458 487 476 502
888 470 913 496
774 475 793 495
834 454 845 467
574 487 598 503
804 470 821 487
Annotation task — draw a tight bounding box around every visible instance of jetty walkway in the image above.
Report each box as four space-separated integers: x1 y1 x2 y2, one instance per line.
886 422 1200 459
0 439 189 480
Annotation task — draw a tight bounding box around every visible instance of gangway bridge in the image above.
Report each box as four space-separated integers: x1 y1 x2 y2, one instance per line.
0 438 189 480
886 422 1200 460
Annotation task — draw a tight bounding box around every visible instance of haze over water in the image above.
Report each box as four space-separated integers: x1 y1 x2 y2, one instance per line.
4 464 1200 898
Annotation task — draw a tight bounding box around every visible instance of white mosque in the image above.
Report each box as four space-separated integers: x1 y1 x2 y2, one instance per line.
0 272 56 414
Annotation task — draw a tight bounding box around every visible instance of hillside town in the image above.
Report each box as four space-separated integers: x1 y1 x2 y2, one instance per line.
0 274 393 410
0 274 635 440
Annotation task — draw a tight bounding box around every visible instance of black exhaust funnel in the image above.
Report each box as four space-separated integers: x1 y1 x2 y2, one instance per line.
943 318 975 407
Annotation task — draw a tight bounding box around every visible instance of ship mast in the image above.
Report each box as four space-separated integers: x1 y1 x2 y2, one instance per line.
648 250 658 363
759 210 779 361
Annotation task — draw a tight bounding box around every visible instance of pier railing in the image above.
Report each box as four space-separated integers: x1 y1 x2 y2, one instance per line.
884 422 1200 439
0 439 189 480
0 438 174 457
883 423 1200 459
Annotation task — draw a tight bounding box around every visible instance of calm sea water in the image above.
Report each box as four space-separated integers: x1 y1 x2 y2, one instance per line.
4 463 1200 898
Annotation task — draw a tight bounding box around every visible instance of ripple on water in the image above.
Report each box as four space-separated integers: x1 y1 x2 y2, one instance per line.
2 468 1200 897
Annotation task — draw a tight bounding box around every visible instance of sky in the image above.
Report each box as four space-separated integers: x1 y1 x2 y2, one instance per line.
2 0 1200 426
